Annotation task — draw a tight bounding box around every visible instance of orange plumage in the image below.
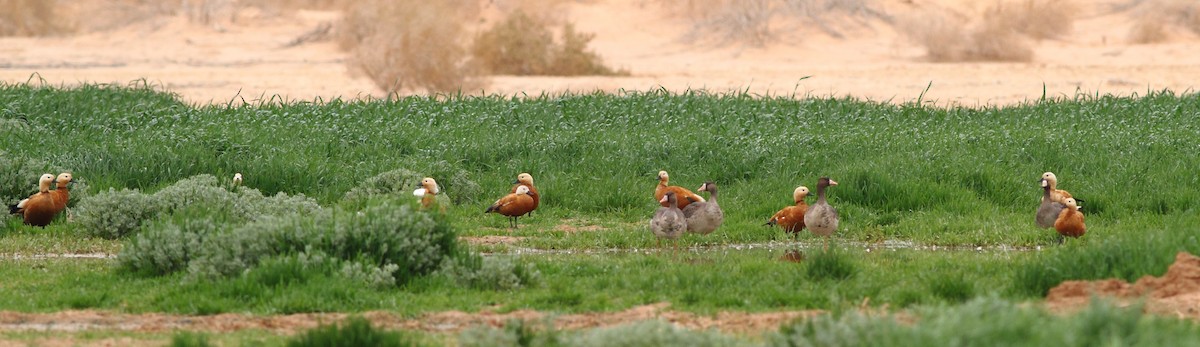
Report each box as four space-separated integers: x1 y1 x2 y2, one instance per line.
1041 172 1075 204
50 172 73 214
414 177 445 212
509 173 539 213
654 170 704 210
1054 198 1086 238
767 186 810 234
9 174 57 227
487 185 536 228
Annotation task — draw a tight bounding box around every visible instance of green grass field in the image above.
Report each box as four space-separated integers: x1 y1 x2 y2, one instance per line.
2 82 1199 345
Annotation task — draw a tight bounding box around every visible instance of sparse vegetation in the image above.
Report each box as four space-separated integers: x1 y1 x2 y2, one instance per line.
1128 0 1200 44
472 11 627 76
900 0 1075 62
338 0 482 94
0 0 72 36
672 0 889 47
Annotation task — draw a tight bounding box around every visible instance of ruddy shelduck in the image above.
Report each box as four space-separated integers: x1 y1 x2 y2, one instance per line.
413 177 444 212
804 177 839 243
650 191 687 250
654 170 704 210
1041 172 1076 204
510 173 539 215
766 186 810 236
683 181 723 235
49 172 73 215
486 185 537 229
1054 198 1086 239
1036 177 1065 229
8 174 57 227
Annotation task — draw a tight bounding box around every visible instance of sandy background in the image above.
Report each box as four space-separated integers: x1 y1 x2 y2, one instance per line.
1 0 1199 106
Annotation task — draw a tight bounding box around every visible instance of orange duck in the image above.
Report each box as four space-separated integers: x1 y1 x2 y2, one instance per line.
765 186 810 236
413 177 445 212
1054 197 1086 240
8 174 57 227
486 185 536 229
510 173 539 214
654 170 704 210
1041 172 1076 204
49 172 73 214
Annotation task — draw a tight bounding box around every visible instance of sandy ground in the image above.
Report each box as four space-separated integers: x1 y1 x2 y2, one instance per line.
1044 252 1200 319
2 0 1198 106
0 303 821 337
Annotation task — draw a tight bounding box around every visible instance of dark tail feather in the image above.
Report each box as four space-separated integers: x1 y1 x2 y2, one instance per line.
8 204 20 215
764 219 776 227
485 205 497 214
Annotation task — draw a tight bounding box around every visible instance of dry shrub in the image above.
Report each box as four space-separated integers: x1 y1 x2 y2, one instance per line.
1127 0 1200 44
471 10 627 76
339 0 482 94
676 0 775 47
0 0 73 36
898 0 1076 62
986 0 1075 40
671 0 889 47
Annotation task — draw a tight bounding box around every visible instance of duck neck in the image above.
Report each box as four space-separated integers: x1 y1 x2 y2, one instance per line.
816 184 828 204
1042 184 1052 201
706 187 717 202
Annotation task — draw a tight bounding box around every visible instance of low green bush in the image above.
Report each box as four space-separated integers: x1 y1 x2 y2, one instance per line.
288 316 420 347
770 296 1200 346
437 254 541 291
75 188 162 239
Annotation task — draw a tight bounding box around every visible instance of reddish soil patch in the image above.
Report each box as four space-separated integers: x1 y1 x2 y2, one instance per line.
1045 252 1200 319
459 235 524 246
0 303 821 335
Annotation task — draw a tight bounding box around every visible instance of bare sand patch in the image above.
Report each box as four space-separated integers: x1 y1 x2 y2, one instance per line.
1044 252 1200 319
0 303 821 335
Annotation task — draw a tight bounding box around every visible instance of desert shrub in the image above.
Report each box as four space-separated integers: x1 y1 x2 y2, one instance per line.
0 0 73 36
79 174 320 239
437 254 541 291
75 188 162 239
806 248 857 281
899 7 1032 62
987 0 1075 40
288 317 419 347
1128 0 1200 43
672 0 888 46
338 0 482 93
677 0 775 47
118 215 229 275
472 11 626 76
897 0 1075 62
187 203 457 286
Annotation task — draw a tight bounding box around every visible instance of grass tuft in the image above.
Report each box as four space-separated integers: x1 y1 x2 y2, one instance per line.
288 317 419 347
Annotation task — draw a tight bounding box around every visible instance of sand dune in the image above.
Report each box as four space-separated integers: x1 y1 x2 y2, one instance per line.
1 0 1197 106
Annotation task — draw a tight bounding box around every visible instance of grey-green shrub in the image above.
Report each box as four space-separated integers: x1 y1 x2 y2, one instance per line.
75 188 161 239
769 296 1200 347
0 152 53 205
459 319 738 347
437 254 541 291
571 320 738 347
187 203 456 286
119 215 228 275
